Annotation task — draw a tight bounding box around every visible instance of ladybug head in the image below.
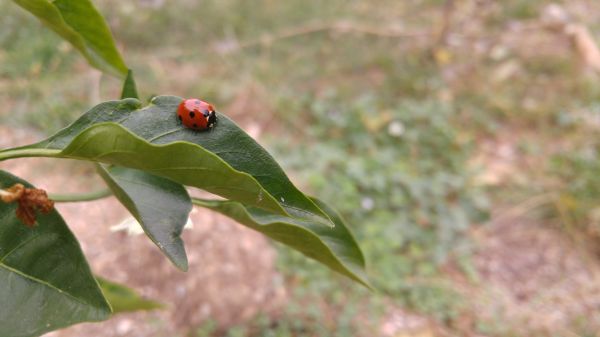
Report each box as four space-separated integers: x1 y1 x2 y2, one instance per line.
206 110 217 128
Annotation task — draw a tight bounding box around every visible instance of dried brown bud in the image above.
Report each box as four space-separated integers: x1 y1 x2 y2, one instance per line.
1 184 54 227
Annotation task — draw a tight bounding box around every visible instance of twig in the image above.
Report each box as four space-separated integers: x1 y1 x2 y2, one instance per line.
49 189 113 203
218 20 433 54
437 0 455 45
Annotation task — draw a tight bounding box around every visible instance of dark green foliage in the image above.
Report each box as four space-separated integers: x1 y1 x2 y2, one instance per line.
97 165 192 271
0 170 111 336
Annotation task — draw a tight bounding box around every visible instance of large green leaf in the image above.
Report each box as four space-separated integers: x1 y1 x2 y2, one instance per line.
97 165 192 271
97 276 163 314
0 170 111 337
20 96 332 226
15 121 286 217
13 0 127 77
193 197 370 287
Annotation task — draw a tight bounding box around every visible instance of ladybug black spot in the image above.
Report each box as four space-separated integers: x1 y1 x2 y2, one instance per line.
193 123 198 128
189 111 195 118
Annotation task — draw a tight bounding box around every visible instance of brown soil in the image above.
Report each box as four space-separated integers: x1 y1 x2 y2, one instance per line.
470 206 600 336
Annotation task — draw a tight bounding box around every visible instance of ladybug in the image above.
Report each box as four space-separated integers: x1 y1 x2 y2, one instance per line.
177 98 217 131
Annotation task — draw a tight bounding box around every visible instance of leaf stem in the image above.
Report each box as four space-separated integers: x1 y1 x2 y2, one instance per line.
191 197 215 208
0 148 61 161
0 148 111 202
50 189 113 203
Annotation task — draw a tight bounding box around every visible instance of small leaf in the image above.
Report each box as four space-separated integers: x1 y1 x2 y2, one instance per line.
13 0 127 77
121 69 139 100
194 197 371 288
0 170 111 337
97 165 192 271
19 96 332 226
97 276 163 314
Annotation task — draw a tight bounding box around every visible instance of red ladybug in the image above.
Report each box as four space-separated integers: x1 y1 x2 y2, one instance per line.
177 98 217 130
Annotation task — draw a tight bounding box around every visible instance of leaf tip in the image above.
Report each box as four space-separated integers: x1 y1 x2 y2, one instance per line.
174 259 189 272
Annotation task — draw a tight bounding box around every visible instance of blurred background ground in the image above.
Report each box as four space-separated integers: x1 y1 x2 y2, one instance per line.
3 0 600 336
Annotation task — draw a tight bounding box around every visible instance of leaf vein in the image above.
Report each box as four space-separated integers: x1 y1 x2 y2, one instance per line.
0 234 44 262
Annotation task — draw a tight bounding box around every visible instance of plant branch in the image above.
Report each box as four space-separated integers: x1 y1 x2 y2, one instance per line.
191 197 216 207
216 21 433 54
0 148 61 162
50 189 113 203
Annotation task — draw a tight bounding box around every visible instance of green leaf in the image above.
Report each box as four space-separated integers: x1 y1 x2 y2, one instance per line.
13 0 127 77
20 96 333 226
108 74 190 271
97 165 192 271
121 69 139 100
97 276 163 314
20 121 286 217
0 170 111 337
193 197 370 288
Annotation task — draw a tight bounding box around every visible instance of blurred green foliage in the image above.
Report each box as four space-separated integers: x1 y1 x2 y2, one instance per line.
0 1 87 131
275 94 488 272
6 0 600 336
250 94 487 336
551 131 600 237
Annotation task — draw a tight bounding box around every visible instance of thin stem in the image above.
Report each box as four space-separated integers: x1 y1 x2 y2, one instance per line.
50 189 113 203
191 197 218 207
0 148 61 162
0 148 111 202
225 21 432 54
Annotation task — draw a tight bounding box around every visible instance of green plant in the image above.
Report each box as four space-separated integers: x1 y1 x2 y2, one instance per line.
230 94 489 336
275 95 488 286
0 1 368 336
551 141 600 236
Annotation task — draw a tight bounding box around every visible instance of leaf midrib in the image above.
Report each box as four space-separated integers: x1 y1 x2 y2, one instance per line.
0 234 44 262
